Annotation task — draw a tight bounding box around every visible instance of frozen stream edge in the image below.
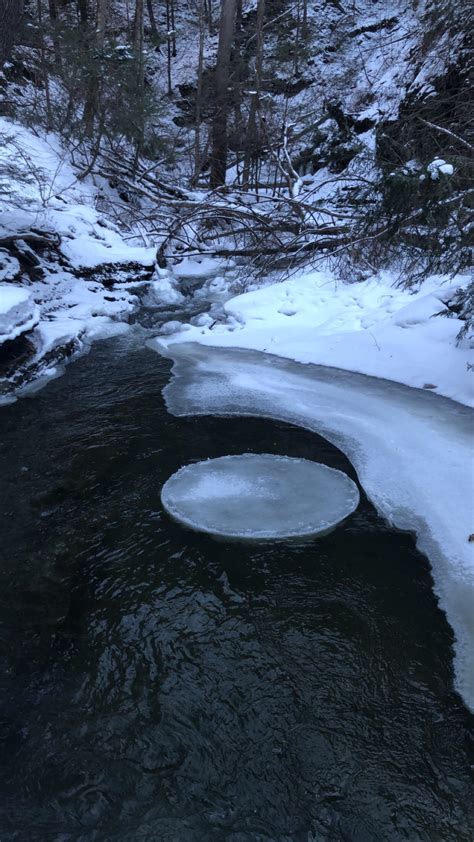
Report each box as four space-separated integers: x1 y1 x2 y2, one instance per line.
153 340 474 713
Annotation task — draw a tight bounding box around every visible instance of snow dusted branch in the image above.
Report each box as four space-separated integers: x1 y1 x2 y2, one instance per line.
417 118 474 153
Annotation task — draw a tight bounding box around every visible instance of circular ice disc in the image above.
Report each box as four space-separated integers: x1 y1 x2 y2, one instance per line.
161 454 360 541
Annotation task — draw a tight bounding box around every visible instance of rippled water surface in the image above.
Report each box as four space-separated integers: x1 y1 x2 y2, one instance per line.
0 334 472 841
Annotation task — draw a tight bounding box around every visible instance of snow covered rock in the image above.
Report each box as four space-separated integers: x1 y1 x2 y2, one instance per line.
172 257 225 281
190 312 215 328
158 320 191 336
145 274 185 306
427 158 454 180
0 284 39 345
161 454 360 541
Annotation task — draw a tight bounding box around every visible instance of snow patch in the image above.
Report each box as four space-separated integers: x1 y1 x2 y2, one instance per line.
427 158 455 180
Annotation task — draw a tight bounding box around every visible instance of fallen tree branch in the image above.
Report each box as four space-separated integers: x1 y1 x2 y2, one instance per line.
163 237 349 259
99 150 192 200
417 118 474 153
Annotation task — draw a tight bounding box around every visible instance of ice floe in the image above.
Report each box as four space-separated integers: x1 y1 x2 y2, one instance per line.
161 454 360 540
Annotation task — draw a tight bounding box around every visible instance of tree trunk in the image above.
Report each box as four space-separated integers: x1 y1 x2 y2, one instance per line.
48 0 62 65
204 0 213 34
301 0 308 39
193 0 205 184
35 0 53 128
77 0 88 24
210 0 237 188
133 0 144 87
165 0 172 94
294 0 300 76
170 0 176 56
232 0 244 181
242 0 264 188
132 0 145 168
83 0 108 136
96 0 108 47
146 0 160 43
0 0 24 67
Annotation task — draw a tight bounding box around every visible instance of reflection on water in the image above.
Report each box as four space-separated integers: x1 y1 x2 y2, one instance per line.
0 335 472 841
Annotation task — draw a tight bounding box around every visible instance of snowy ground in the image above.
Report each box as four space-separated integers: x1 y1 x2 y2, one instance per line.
156 342 474 713
160 268 474 407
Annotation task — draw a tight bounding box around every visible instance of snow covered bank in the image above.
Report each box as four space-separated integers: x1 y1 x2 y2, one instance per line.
0 117 157 398
160 270 473 407
0 118 155 269
154 342 474 712
0 284 39 344
0 270 142 403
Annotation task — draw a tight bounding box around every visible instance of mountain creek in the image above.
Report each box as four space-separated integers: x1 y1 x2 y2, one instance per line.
0 290 472 841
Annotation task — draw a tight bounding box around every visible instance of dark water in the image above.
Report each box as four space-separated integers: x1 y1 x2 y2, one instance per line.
0 335 472 841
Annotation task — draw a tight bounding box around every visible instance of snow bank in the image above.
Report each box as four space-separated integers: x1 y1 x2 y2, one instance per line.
0 118 155 271
155 342 474 712
0 117 156 395
33 275 137 356
160 270 474 407
0 284 39 344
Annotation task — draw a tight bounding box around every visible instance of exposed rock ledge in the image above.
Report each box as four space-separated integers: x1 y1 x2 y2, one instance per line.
0 230 156 403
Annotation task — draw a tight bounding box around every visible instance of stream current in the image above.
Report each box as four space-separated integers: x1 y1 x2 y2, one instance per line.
0 326 473 840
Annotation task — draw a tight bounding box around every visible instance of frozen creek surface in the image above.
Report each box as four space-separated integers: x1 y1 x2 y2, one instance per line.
161 455 360 540
158 342 474 713
0 332 473 840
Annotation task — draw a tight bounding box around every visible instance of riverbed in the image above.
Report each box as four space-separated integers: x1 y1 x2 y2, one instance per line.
0 330 472 840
